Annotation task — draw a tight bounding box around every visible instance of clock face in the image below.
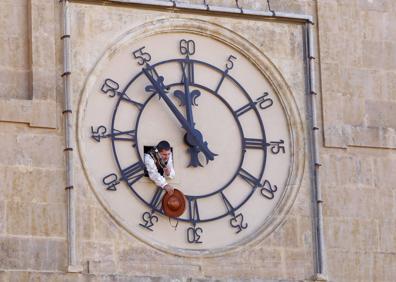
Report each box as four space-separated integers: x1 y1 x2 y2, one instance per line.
78 19 304 255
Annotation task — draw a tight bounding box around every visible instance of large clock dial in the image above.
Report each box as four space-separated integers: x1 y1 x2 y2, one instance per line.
78 18 304 255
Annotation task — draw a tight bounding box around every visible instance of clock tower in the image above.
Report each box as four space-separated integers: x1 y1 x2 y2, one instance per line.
78 18 304 255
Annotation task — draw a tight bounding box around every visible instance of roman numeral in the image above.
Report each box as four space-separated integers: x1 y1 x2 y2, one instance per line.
110 129 137 145
119 93 144 110
220 192 235 215
243 138 266 150
234 102 256 117
180 60 194 84
214 71 228 94
238 168 260 189
149 186 165 211
120 161 145 185
187 197 200 225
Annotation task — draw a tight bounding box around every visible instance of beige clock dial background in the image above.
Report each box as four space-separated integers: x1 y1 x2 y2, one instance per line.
78 18 305 256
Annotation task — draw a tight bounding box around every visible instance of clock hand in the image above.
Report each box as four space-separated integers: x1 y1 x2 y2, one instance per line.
175 60 208 167
142 65 217 163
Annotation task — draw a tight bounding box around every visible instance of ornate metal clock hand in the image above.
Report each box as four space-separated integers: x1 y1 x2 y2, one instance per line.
174 60 207 167
142 65 216 164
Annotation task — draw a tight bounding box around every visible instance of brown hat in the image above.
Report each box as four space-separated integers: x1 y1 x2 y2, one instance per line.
162 189 186 218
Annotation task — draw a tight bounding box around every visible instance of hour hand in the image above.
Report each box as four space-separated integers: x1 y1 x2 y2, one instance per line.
184 129 217 167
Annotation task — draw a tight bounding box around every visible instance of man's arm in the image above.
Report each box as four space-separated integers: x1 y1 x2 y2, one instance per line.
164 153 175 179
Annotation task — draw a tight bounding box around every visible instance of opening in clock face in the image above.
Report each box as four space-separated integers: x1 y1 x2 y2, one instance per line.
79 24 297 253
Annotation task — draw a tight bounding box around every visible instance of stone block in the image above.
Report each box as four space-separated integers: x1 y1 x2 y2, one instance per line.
82 241 115 262
384 41 396 70
341 97 365 126
385 12 396 41
323 185 393 220
357 0 391 12
327 249 374 282
289 177 311 217
339 68 382 99
373 252 396 281
320 63 342 95
366 100 396 129
0 237 66 271
317 0 339 34
119 260 201 278
324 217 379 251
361 11 385 41
3 166 66 204
384 71 396 101
93 207 122 242
77 204 95 240
6 198 66 237
317 32 340 63
6 200 32 235
349 125 396 149
264 217 300 248
0 201 5 234
323 124 349 148
202 248 282 279
0 132 63 168
378 219 396 253
0 36 29 69
321 153 374 187
0 69 30 100
362 40 385 69
87 259 117 275
374 157 396 189
282 248 312 280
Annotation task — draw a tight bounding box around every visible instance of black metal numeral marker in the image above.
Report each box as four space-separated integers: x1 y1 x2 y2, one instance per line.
120 162 145 185
215 55 237 93
179 39 195 56
244 138 266 150
257 92 273 110
260 180 278 200
100 78 143 110
234 101 257 117
187 226 203 244
238 168 261 189
220 192 248 233
132 46 151 65
148 186 165 211
180 60 195 84
102 173 120 191
91 126 107 142
268 140 286 154
139 211 158 232
101 78 119 97
229 213 248 234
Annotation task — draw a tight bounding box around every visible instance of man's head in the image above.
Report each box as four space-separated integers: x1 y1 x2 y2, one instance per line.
157 140 171 162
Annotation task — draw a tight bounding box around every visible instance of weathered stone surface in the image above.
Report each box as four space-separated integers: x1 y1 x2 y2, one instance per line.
323 185 393 219
321 153 374 187
0 132 63 168
327 249 374 282
319 0 396 149
0 237 66 271
264 217 300 248
324 217 379 251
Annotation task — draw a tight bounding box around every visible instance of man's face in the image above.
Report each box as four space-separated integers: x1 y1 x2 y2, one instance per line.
159 149 171 162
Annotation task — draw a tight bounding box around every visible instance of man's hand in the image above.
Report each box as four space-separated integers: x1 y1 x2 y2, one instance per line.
163 167 171 176
163 184 174 195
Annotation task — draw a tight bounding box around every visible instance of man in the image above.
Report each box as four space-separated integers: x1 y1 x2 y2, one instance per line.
144 140 175 195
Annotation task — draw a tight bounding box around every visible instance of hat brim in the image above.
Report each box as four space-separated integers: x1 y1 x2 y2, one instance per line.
162 189 186 218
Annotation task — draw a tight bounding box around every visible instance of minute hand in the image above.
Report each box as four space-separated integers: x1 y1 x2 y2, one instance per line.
142 67 216 162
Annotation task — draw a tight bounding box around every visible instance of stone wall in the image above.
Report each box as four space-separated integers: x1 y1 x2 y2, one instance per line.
0 1 395 282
